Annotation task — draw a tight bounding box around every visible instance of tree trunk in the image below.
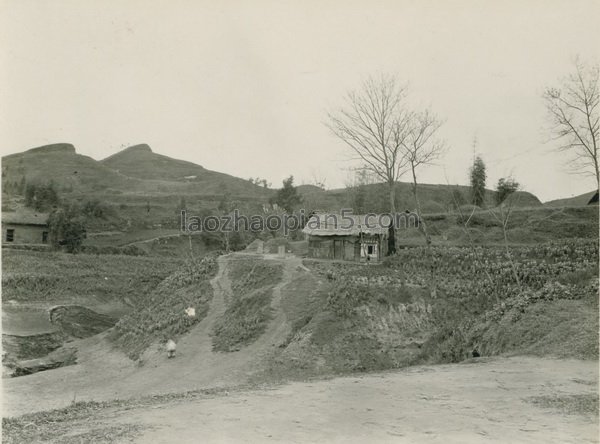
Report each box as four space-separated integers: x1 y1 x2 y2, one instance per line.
411 164 431 246
388 181 396 214
388 181 396 255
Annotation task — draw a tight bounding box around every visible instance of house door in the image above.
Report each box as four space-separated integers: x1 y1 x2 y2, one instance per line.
333 240 343 259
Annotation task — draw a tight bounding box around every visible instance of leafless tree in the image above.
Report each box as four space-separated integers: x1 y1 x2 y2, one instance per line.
403 110 446 244
544 58 599 190
490 192 522 291
309 168 327 189
327 74 412 214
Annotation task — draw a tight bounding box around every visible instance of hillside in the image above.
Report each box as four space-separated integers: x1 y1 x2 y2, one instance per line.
101 144 206 180
300 181 543 214
2 143 270 198
1 143 139 195
3 243 597 418
2 143 273 231
544 190 599 207
100 144 269 198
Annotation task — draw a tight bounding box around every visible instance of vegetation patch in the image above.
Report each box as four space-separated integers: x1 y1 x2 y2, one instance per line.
2 332 66 360
211 260 283 352
279 239 598 375
2 249 182 305
109 254 219 360
527 394 599 417
261 261 432 376
228 260 284 296
50 306 117 338
212 287 275 352
398 239 599 363
2 402 142 444
1 385 244 444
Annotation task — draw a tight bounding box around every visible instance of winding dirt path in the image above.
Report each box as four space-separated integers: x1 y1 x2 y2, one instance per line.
2 253 301 417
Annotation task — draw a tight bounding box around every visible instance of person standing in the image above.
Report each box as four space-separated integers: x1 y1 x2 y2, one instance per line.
166 339 176 358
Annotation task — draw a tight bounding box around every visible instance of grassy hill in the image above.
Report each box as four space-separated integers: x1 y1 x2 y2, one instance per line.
2 143 270 199
544 190 598 207
101 144 206 180
4 142 594 242
100 144 270 198
299 181 542 214
2 143 274 232
2 143 139 195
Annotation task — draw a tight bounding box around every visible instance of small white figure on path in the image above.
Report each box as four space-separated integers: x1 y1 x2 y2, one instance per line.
185 307 195 317
166 339 177 358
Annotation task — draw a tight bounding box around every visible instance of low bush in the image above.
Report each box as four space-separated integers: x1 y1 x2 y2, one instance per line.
211 261 283 352
109 253 219 360
2 250 180 304
212 288 274 352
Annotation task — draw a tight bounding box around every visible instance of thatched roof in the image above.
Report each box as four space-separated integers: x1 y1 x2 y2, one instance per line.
2 209 49 226
302 213 389 236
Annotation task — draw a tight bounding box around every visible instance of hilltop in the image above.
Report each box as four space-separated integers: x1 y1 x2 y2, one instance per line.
4 142 596 237
101 144 205 180
2 143 138 195
544 190 599 207
299 181 543 214
2 143 273 230
2 143 270 199
100 144 264 198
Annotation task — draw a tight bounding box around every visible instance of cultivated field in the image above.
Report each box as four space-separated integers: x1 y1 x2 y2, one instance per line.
2 225 598 442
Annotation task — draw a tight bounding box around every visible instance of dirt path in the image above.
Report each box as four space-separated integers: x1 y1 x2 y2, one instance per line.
108 357 597 443
3 253 301 417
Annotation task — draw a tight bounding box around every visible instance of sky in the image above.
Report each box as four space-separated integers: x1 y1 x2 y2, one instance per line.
1 0 599 202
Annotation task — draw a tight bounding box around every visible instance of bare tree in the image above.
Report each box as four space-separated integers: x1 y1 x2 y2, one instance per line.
309 168 327 190
544 58 599 190
327 74 412 214
402 110 445 244
490 192 522 291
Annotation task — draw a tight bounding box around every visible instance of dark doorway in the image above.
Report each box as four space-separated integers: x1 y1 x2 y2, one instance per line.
333 239 343 259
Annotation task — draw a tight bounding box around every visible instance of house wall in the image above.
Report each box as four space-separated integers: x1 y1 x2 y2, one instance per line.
2 223 49 245
308 234 387 262
359 233 388 261
308 235 360 261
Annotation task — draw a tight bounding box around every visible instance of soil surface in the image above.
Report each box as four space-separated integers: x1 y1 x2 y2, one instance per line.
3 252 598 443
27 356 597 444
116 357 598 443
2 253 300 417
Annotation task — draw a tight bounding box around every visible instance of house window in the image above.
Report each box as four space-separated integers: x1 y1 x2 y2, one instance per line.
6 229 14 242
42 231 49 243
367 245 374 255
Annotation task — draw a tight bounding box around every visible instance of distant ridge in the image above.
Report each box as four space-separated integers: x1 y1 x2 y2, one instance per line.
102 144 152 162
2 142 137 191
100 143 208 180
544 190 599 207
2 142 271 201
3 143 76 159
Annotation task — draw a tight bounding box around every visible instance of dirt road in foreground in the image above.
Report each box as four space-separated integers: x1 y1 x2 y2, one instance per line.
94 356 596 444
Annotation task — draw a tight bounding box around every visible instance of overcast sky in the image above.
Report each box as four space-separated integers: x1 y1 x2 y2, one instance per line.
1 0 599 201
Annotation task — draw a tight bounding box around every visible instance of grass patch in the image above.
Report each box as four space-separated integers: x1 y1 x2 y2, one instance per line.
211 260 283 352
108 254 218 360
280 271 329 344
527 394 599 417
229 260 284 296
212 287 275 351
2 403 141 444
2 385 242 444
2 332 66 360
2 249 182 305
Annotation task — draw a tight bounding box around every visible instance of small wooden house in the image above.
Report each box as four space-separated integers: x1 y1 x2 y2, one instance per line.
302 213 389 262
2 210 50 246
